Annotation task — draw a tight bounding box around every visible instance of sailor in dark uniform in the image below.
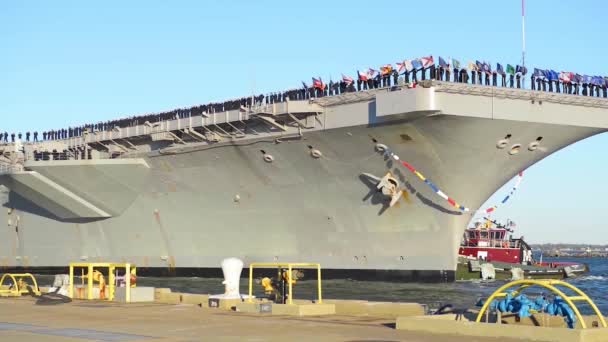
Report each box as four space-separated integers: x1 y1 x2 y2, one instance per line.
404 70 410 84
471 70 476 84
460 69 468 83
340 81 347 94
392 70 399 86
582 83 588 96
11 133 15 142
429 64 436 80
445 68 451 82
33 131 38 142
516 74 521 89
26 132 30 141
531 75 535 90
492 71 497 87
602 84 607 98
509 74 514 88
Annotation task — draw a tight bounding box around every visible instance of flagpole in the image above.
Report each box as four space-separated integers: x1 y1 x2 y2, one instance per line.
522 0 526 88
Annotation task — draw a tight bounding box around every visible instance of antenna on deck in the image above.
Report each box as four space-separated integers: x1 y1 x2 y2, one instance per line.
521 0 526 88
250 68 256 105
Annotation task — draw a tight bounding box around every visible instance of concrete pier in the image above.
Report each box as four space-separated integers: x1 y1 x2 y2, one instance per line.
0 297 522 342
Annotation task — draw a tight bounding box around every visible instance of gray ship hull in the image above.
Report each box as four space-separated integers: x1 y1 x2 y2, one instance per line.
1 83 606 281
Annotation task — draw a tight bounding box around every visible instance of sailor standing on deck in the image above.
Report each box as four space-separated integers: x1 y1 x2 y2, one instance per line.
460 69 468 84
470 62 477 85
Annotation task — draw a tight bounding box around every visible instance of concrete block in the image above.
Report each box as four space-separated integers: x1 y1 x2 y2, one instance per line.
180 293 209 306
323 300 424 318
367 302 425 318
235 302 272 314
271 303 335 316
208 297 243 310
156 292 183 304
114 287 154 303
395 315 608 342
73 286 101 299
154 288 171 300
324 300 369 315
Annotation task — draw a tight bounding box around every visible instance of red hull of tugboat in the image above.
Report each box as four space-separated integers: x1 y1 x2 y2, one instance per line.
458 247 521 263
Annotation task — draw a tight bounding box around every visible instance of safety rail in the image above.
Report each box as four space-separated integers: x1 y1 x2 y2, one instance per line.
68 262 137 302
463 240 521 249
433 81 608 109
0 273 40 297
476 279 607 329
248 262 322 305
0 100 323 162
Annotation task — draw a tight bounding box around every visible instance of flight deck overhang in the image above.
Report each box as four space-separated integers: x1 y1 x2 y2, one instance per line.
0 159 150 220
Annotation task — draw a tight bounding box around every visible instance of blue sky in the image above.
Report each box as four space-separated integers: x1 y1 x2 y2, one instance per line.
1 1 606 243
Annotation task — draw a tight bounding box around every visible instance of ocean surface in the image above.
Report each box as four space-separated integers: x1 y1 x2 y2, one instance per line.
36 257 607 315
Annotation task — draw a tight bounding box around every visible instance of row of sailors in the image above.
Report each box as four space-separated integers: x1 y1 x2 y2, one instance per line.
3 59 607 144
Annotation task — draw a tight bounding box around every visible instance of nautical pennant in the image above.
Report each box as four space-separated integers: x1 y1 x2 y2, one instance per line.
484 171 524 214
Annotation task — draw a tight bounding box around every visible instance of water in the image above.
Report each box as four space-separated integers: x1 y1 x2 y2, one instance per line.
34 257 607 315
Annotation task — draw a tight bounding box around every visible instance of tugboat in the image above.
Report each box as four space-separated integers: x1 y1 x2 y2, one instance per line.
456 218 588 280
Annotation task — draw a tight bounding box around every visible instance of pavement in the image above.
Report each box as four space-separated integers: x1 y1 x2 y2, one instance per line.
0 297 521 342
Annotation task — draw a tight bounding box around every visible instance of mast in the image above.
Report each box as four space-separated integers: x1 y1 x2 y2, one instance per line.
521 0 526 88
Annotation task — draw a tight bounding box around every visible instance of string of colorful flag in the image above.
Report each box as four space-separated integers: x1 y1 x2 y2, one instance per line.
484 171 524 214
382 147 471 212
307 55 535 90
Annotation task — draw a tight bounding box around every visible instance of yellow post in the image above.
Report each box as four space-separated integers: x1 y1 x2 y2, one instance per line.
248 265 253 303
68 264 74 299
125 263 131 303
131 266 137 288
317 265 323 304
87 265 93 300
108 266 115 301
288 265 293 305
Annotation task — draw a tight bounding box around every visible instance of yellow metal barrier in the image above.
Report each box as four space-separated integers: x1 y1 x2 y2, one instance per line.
0 273 40 297
476 279 607 329
68 262 137 302
248 263 322 305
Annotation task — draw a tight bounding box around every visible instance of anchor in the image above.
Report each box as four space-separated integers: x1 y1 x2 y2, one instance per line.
361 171 405 208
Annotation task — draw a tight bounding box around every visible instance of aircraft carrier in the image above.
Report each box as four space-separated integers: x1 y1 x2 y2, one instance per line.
1 80 607 282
